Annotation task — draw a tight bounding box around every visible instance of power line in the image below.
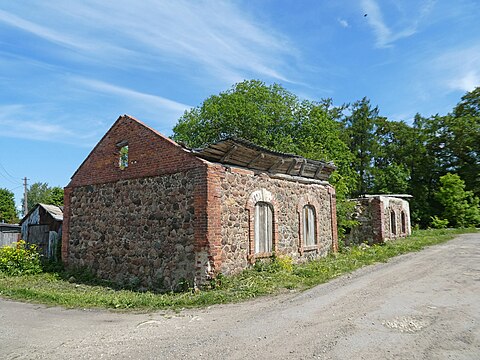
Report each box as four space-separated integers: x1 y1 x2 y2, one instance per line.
0 161 20 186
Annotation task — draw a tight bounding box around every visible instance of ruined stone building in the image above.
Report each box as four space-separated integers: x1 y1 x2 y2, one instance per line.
345 195 412 245
62 115 338 290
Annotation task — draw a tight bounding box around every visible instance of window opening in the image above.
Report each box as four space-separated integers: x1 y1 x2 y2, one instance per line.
390 211 397 236
119 145 129 170
303 205 316 247
254 202 273 253
401 211 406 234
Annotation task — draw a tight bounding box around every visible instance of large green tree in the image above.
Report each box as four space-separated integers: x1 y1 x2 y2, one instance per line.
435 173 480 227
0 188 18 223
342 97 381 195
23 183 64 212
173 80 298 153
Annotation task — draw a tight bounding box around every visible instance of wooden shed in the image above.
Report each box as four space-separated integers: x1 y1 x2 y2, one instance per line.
0 223 21 247
20 203 63 259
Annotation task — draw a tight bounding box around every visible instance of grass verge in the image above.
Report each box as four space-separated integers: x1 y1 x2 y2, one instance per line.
0 228 477 310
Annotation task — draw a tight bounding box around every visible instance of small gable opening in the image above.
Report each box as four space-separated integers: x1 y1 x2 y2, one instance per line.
118 142 129 170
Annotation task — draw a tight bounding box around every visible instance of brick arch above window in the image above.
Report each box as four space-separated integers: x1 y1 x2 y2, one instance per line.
297 195 321 255
245 189 279 263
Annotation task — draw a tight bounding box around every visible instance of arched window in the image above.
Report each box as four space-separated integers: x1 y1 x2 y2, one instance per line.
254 202 273 254
303 205 316 247
401 211 406 234
390 211 397 236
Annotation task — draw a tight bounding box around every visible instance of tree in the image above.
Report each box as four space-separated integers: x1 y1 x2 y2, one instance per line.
23 183 64 212
172 80 357 237
173 80 298 153
343 97 381 195
0 188 18 223
435 173 480 227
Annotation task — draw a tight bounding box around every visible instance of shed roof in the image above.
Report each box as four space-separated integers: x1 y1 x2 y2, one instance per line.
191 137 336 180
0 223 21 232
20 203 64 225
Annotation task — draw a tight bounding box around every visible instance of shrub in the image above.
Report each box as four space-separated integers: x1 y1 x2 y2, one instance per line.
0 240 42 276
430 216 449 229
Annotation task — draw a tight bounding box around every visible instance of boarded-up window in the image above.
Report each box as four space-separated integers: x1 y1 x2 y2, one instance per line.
255 202 273 254
303 205 316 247
391 211 397 236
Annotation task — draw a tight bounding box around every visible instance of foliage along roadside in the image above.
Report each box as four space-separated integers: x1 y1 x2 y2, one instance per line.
0 228 476 311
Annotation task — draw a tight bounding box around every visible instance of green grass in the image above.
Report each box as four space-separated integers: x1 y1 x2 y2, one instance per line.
0 228 477 310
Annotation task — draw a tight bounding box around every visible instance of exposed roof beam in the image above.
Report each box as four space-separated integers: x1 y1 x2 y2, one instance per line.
220 145 238 162
287 158 298 175
299 159 307 176
268 157 284 172
314 164 325 179
248 152 265 167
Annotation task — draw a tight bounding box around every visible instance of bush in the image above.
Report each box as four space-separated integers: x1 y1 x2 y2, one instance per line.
430 216 449 229
0 240 42 276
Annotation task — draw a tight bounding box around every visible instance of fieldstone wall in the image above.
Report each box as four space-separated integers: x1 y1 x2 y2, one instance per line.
382 197 412 239
346 196 411 245
218 166 335 275
67 171 197 291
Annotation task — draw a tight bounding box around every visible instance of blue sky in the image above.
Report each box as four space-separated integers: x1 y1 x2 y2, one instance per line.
0 0 479 212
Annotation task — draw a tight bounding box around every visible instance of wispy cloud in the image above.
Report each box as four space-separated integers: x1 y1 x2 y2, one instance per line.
0 1 297 84
361 0 435 48
0 104 78 142
72 77 191 114
433 44 480 93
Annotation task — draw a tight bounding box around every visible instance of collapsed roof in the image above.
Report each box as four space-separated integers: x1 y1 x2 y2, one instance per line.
191 137 336 181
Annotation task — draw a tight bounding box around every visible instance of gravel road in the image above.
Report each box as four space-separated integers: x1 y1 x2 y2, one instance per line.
1 233 479 359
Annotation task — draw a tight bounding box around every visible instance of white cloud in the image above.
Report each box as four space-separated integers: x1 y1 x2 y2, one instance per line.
0 1 296 84
0 104 97 144
72 77 191 114
0 105 73 141
433 45 480 93
338 18 349 28
361 0 434 48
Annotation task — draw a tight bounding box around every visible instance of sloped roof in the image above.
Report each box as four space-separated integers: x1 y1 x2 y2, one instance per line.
20 203 63 225
39 203 64 221
191 137 336 180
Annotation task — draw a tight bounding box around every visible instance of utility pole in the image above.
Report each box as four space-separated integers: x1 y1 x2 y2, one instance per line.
23 177 29 216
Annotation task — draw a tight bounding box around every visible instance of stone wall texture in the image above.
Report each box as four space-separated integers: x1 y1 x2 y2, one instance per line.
67 171 198 291
217 167 337 275
346 196 411 245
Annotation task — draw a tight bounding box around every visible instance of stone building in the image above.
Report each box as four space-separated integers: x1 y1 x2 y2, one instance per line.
345 195 412 245
62 115 338 290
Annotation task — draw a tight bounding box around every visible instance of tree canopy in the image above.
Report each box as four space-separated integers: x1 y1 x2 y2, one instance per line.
173 81 480 230
0 188 18 223
23 183 64 213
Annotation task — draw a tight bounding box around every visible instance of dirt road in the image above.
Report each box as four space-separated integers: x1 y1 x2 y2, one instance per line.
1 233 479 359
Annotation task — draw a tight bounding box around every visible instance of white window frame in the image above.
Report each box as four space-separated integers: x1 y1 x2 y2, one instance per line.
303 205 316 247
254 202 273 254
